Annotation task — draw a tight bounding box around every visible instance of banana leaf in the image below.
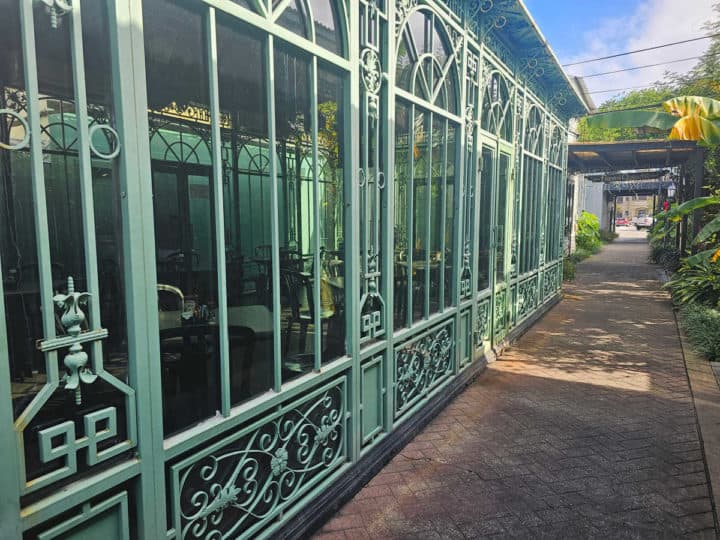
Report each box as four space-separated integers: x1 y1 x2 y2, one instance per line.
669 117 720 146
584 96 720 145
685 248 720 266
666 195 720 222
585 110 677 131
694 215 720 245
663 96 720 121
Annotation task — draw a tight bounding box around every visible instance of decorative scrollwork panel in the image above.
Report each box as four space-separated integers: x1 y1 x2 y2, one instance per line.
542 264 560 300
394 321 454 417
493 288 507 339
517 275 538 321
474 297 490 347
169 377 347 539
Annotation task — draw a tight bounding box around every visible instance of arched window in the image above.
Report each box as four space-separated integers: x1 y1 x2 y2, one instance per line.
272 0 346 57
524 104 544 155
548 123 563 165
481 70 513 140
393 7 460 330
396 8 460 115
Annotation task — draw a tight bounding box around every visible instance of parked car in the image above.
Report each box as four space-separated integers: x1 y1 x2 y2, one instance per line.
615 217 629 226
634 215 654 230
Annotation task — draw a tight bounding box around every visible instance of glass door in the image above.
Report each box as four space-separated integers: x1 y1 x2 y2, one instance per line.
479 147 512 345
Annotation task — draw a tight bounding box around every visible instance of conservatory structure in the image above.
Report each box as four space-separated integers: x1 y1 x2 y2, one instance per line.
0 0 586 538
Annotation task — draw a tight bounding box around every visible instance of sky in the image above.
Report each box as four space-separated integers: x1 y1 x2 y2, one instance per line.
523 0 717 106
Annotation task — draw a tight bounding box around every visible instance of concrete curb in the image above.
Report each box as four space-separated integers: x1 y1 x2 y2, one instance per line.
675 308 720 534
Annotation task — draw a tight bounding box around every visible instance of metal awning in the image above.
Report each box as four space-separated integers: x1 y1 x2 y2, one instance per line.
568 140 699 174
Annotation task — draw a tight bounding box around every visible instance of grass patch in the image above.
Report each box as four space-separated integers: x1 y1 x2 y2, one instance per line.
599 230 618 243
679 304 720 361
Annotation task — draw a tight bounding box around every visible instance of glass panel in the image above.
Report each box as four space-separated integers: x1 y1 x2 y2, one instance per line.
1 0 131 500
412 110 429 322
274 45 316 382
393 101 410 328
309 0 342 55
230 0 255 9
276 0 309 39
396 34 413 92
396 9 457 114
444 123 457 308
520 156 541 274
477 147 493 291
317 65 345 361
215 15 274 406
144 0 220 436
428 115 444 314
494 154 509 284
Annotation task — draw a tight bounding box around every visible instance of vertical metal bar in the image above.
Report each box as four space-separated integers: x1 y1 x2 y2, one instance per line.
266 36 282 393
348 0 362 461
0 258 21 540
439 118 448 310
69 1 104 369
311 56 321 373
384 0 396 432
361 95 369 299
406 103 415 328
424 112 431 319
19 0 57 364
206 8 231 415
115 0 167 536
517 88 527 274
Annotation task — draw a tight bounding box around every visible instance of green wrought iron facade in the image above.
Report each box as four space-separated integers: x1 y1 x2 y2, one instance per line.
0 0 586 538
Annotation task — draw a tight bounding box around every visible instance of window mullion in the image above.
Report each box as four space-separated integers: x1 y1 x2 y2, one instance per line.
206 7 231 415
424 113 432 319
439 118 448 309
69 1 104 366
311 56 321 372
267 35 282 393
406 103 415 329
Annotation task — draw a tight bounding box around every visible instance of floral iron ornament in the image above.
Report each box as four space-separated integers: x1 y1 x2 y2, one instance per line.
38 0 72 29
53 276 97 404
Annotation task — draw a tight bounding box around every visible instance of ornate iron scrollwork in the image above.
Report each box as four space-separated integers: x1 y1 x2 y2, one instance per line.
359 169 386 343
395 0 417 34
38 0 72 29
53 276 98 405
173 381 345 538
475 298 490 346
395 322 454 415
0 108 30 150
517 276 538 320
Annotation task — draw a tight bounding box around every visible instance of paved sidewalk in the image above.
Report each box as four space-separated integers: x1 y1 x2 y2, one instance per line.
314 231 718 539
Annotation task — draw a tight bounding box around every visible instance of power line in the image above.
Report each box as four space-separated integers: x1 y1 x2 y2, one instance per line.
587 102 664 115
562 33 720 67
577 52 720 79
588 75 718 95
589 83 665 94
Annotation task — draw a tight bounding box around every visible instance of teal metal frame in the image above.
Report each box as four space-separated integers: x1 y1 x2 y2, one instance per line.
0 1 585 538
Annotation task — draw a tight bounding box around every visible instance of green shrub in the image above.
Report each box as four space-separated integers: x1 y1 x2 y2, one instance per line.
665 260 720 307
650 244 681 273
680 304 720 361
562 258 576 281
599 230 618 243
576 211 601 251
569 248 594 264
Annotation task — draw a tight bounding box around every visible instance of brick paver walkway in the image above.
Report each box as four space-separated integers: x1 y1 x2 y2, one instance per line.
315 231 718 538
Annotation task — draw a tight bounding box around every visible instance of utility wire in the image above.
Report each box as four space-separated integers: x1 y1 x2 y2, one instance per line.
588 102 664 114
589 83 665 94
588 75 718 95
577 52 720 79
562 33 720 67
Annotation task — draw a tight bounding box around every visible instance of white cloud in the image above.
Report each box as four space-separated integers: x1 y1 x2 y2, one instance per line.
564 0 716 105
